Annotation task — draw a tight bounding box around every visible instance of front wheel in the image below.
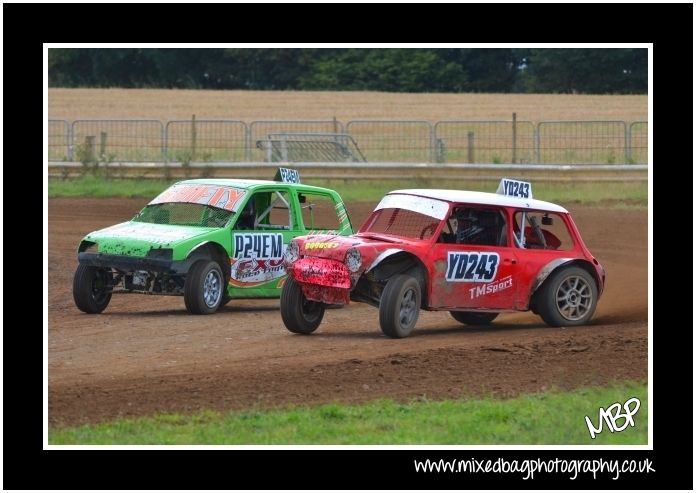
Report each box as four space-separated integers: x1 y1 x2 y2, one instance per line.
536 266 598 326
450 311 498 325
379 274 421 338
73 264 113 314
184 260 224 314
280 277 325 334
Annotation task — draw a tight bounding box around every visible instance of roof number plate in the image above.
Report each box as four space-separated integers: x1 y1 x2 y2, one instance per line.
497 178 532 199
275 167 301 184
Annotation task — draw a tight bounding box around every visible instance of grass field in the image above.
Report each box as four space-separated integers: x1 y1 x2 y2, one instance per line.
47 176 648 205
49 88 647 123
49 381 647 445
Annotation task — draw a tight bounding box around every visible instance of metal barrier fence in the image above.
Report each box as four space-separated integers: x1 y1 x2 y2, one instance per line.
72 120 164 162
346 120 433 162
536 121 626 164
250 120 343 162
165 119 247 162
48 119 71 161
628 121 648 164
48 118 649 164
434 120 535 164
256 133 366 163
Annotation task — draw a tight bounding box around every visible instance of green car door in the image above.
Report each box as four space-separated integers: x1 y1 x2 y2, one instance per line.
226 185 350 298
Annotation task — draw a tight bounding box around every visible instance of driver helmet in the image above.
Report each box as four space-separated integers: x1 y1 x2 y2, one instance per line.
455 209 484 243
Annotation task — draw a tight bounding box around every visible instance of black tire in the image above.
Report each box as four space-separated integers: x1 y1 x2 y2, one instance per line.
535 266 598 326
73 264 112 314
220 294 233 307
450 311 498 325
379 274 421 338
280 277 325 334
184 260 224 314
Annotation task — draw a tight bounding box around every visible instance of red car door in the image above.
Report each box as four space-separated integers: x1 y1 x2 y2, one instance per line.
426 205 519 310
427 243 519 310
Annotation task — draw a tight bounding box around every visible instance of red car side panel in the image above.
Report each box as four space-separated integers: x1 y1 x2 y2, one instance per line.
426 244 519 310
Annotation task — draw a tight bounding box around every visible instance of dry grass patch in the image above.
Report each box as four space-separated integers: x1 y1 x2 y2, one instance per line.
49 89 647 123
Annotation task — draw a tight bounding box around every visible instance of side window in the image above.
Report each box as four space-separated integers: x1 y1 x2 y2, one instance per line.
438 206 507 247
299 193 340 231
513 211 573 251
237 190 293 230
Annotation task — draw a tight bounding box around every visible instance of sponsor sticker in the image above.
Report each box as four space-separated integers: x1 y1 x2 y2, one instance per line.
97 222 197 242
468 275 513 299
304 241 339 250
375 194 449 220
230 233 286 285
150 184 246 211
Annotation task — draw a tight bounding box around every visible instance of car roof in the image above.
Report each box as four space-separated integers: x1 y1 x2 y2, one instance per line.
176 178 339 195
389 189 568 213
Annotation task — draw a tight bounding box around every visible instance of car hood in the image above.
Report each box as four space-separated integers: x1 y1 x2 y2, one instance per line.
84 221 215 256
296 232 408 267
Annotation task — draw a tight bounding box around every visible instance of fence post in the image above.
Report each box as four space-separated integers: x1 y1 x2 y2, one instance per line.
99 131 107 159
280 134 288 161
85 136 96 163
67 122 74 161
625 122 630 164
467 131 475 163
435 138 446 164
244 123 251 161
191 114 197 160
534 123 541 163
162 121 167 162
512 112 517 164
429 123 435 163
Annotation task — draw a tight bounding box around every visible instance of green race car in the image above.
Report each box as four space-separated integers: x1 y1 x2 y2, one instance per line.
73 169 352 315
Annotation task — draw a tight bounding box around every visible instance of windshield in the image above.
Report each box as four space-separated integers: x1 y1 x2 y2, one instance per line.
134 203 233 228
360 208 441 240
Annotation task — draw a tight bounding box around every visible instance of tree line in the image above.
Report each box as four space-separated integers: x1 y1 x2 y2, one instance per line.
48 48 647 94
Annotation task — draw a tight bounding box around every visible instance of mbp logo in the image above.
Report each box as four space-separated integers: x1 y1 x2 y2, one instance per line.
584 397 641 439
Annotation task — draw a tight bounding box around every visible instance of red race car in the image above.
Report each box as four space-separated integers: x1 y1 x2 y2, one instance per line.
281 179 605 338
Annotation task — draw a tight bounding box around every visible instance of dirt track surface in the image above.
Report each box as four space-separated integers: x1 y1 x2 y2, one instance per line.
48 198 648 425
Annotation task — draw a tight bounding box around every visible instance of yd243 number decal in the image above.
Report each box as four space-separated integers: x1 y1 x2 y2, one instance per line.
446 251 500 282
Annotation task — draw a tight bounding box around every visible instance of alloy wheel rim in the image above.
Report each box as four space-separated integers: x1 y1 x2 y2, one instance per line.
555 275 592 321
203 270 222 307
399 287 418 327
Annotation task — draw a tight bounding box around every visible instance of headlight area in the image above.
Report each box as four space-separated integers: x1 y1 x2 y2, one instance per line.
284 240 300 265
78 240 98 253
344 247 362 273
147 248 173 260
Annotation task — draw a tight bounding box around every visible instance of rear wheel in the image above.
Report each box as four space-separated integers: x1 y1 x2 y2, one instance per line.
184 260 224 314
280 277 325 334
73 264 113 314
379 274 421 338
450 311 498 325
536 266 598 326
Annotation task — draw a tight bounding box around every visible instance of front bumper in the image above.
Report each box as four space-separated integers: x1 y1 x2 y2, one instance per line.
78 252 177 273
288 257 352 304
289 257 351 288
